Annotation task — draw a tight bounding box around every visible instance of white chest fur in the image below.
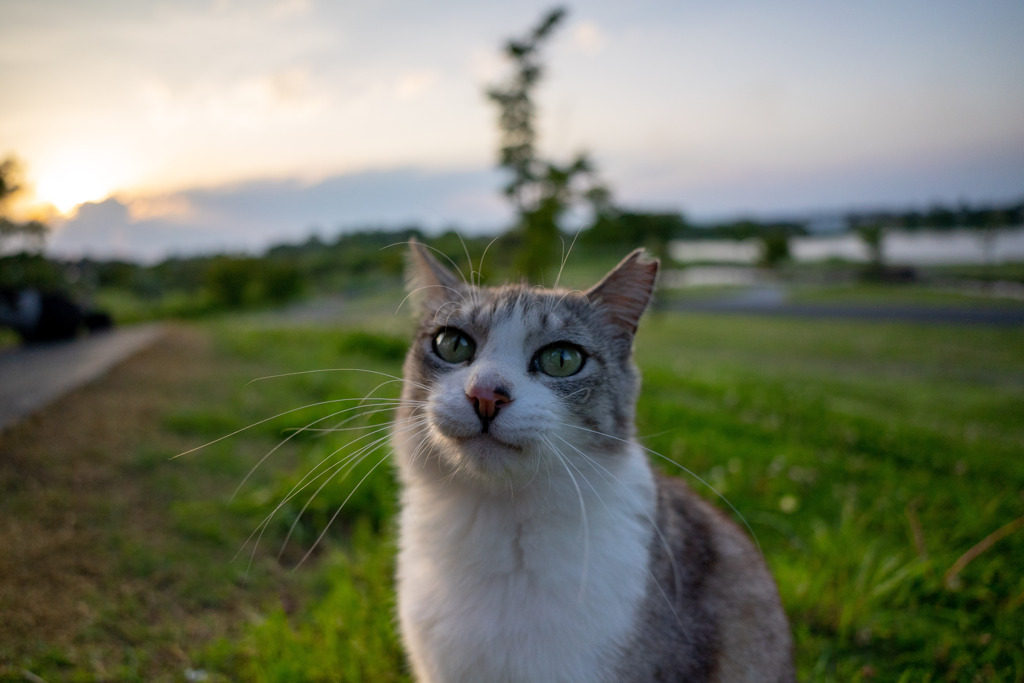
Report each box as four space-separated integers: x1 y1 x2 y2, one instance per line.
395 446 656 683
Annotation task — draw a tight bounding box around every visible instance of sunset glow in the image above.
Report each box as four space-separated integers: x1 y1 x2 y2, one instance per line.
34 157 119 216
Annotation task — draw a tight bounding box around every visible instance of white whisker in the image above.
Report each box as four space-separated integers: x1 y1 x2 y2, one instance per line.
281 421 412 560
552 431 685 627
231 399 418 500
553 228 583 290
476 234 502 287
455 233 475 288
544 436 591 602
397 283 468 315
563 423 762 555
238 414 428 571
294 418 430 568
244 368 428 394
173 394 406 460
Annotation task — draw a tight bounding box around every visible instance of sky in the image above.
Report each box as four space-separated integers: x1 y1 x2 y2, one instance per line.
2 0 1023 261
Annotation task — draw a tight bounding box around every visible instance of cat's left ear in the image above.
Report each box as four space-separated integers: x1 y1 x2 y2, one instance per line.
585 249 659 339
405 239 463 309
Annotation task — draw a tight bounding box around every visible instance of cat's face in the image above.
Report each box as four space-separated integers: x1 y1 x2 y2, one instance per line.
396 243 658 486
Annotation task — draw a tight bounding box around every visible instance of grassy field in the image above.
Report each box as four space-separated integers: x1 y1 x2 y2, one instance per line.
2 304 1022 681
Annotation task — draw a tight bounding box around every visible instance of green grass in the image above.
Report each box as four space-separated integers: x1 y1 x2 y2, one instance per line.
183 311 1024 681
929 262 1024 284
636 313 1024 680
0 327 18 350
4 304 1022 681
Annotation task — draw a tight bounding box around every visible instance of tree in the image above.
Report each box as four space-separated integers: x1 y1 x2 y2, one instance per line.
0 158 18 203
853 219 886 279
205 257 259 309
0 157 48 253
978 209 1005 268
584 209 690 261
486 7 608 281
759 230 791 268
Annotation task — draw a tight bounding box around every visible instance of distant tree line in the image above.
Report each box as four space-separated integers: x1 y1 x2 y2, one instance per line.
581 198 1024 247
1 228 508 322
2 192 1022 327
843 201 1024 232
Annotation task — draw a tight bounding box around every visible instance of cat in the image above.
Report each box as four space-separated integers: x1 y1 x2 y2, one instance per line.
392 240 794 683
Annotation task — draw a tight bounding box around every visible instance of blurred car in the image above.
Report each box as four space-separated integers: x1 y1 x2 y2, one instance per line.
0 288 113 343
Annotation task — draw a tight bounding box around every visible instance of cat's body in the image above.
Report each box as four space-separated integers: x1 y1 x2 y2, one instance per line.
393 242 794 682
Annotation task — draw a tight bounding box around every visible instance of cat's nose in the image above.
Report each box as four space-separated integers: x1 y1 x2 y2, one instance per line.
466 384 512 429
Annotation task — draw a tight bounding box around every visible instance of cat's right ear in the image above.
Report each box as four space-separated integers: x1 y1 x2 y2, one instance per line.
405 239 463 310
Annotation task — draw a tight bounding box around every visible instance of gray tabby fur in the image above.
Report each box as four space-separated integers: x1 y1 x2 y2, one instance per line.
394 241 794 682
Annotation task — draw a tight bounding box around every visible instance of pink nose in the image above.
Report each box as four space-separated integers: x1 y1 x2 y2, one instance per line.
466 384 512 424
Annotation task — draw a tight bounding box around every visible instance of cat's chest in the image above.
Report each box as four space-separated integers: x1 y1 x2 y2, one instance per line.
396 453 656 682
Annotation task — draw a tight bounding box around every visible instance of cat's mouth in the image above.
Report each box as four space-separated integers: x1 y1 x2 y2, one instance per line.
429 412 528 459
452 432 524 453
435 425 524 454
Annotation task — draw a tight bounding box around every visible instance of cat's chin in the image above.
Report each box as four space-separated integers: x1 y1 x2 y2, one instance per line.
434 430 531 478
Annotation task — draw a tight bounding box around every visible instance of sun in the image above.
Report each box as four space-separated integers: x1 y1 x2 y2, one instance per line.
34 157 118 216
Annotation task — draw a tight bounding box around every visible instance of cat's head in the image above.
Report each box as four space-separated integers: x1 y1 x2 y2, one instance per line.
396 241 658 487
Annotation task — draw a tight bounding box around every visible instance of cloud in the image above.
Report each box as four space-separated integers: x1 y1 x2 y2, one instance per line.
571 21 607 56
394 69 441 100
126 194 194 221
48 197 227 262
140 66 323 133
48 166 511 262
48 198 137 260
270 0 312 20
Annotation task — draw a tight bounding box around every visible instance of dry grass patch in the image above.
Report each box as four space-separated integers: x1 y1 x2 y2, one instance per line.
0 326 300 682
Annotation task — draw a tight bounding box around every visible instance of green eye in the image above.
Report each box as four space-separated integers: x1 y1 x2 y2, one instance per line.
536 344 585 377
432 328 476 364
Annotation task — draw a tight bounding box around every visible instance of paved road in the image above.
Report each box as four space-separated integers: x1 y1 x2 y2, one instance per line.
0 324 164 432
